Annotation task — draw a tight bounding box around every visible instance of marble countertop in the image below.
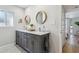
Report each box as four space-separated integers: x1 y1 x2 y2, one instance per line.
16 29 50 35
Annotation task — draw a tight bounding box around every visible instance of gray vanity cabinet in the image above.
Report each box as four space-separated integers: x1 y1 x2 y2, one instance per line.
33 34 49 53
16 31 22 46
27 36 34 52
33 37 43 52
21 33 28 50
16 30 49 53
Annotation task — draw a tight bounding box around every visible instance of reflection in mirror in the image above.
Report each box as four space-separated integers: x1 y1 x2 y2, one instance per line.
36 11 47 24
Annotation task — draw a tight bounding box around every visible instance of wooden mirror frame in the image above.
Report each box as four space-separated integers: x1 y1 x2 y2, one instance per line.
36 11 47 24
24 15 31 25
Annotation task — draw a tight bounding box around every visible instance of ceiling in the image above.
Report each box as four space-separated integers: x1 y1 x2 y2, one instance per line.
63 5 79 12
17 5 79 12
16 5 29 9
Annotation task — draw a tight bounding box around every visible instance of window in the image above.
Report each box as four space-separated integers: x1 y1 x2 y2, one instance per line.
0 10 14 27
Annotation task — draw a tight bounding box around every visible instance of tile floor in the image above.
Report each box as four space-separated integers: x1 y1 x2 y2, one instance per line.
0 43 26 53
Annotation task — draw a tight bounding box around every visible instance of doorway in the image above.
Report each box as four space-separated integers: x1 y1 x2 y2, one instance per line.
63 11 79 53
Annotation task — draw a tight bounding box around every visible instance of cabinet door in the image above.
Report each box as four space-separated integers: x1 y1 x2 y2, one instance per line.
33 36 44 53
27 34 34 52
21 33 34 52
16 31 22 47
21 33 28 50
16 31 19 44
33 35 49 53
18 32 22 47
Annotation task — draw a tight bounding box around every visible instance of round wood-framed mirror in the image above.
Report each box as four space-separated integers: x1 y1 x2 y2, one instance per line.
24 15 31 25
36 11 47 24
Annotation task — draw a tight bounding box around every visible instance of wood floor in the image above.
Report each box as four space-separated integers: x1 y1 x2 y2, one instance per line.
63 41 79 53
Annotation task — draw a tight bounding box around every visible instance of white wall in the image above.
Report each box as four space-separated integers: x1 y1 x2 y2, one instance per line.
0 6 24 47
25 5 62 53
61 6 66 47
